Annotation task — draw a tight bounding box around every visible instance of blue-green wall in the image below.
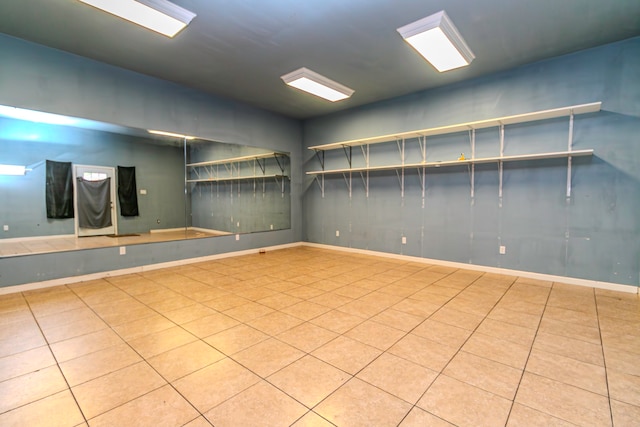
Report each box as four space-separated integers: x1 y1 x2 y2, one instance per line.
303 37 640 287
0 118 186 237
0 34 302 287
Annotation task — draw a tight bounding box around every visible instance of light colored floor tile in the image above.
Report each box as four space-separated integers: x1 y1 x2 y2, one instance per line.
608 369 640 406
611 399 640 427
268 355 350 407
173 357 260 413
204 324 269 355
315 378 412 427
232 338 304 377
417 375 512 427
0 365 68 413
357 352 437 404
462 332 530 369
506 403 576 426
205 381 307 427
443 351 522 399
0 390 85 427
290 411 335 427
276 322 338 353
429 307 485 330
412 319 472 349
370 308 424 332
475 318 537 347
310 310 365 334
147 340 225 381
345 320 406 350
181 313 240 338
514 372 611 426
538 317 601 345
533 331 604 366
388 334 458 372
89 384 199 427
222 301 275 323
72 362 166 419
162 303 217 324
525 348 607 395
3 247 639 427
247 311 305 336
312 336 381 375
112 314 176 341
59 342 142 386
398 407 455 426
127 326 197 358
281 301 331 321
50 328 124 362
0 345 56 382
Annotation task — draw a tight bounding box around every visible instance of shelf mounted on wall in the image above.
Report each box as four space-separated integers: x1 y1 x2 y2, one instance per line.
306 102 601 199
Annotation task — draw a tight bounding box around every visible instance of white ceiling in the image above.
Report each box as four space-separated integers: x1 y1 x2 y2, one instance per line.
1 0 639 119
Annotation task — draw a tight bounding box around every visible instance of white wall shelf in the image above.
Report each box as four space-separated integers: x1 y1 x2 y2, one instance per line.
187 152 289 194
308 102 601 150
306 102 601 199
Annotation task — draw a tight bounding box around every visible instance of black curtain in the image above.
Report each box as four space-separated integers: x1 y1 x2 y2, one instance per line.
45 160 74 219
76 177 112 229
117 166 139 216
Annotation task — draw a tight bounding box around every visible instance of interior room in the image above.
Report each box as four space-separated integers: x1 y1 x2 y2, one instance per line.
0 1 639 426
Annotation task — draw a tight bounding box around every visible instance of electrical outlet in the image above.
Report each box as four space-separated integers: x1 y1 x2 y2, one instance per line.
499 245 506 255
2 225 8 232
119 246 126 255
335 230 340 237
139 189 147 195
270 224 273 230
402 236 407 245
235 234 240 241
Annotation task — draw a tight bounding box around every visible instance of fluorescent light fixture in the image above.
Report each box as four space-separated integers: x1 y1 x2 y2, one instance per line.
397 11 475 72
0 105 78 126
148 130 196 139
281 68 354 102
78 0 196 38
0 164 27 176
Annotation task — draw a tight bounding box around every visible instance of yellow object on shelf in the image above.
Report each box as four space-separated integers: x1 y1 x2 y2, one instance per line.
458 153 465 161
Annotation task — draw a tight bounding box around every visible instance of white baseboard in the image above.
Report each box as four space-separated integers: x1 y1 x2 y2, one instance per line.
303 242 639 294
0 242 303 295
0 234 75 243
2 241 637 295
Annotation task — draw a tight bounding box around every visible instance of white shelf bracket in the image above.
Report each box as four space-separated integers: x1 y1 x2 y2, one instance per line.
313 175 325 198
566 111 574 199
342 172 352 198
498 123 505 205
469 129 476 199
360 144 370 197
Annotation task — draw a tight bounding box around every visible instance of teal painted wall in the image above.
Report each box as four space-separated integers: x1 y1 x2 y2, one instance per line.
302 37 640 287
0 34 302 287
0 117 185 237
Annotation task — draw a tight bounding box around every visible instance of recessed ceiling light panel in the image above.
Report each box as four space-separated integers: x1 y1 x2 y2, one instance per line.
281 68 354 102
0 164 27 176
78 0 196 38
397 11 475 72
148 129 196 139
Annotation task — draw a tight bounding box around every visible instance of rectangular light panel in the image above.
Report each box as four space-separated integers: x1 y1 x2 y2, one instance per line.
79 0 196 38
281 68 354 102
397 11 475 72
0 165 27 176
148 130 196 139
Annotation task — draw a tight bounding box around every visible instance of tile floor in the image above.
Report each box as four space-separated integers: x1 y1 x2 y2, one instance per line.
0 246 639 426
0 229 226 257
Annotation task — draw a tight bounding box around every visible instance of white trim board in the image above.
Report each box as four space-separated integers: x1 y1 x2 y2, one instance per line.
2 241 637 295
0 242 304 295
0 234 75 243
303 243 639 294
